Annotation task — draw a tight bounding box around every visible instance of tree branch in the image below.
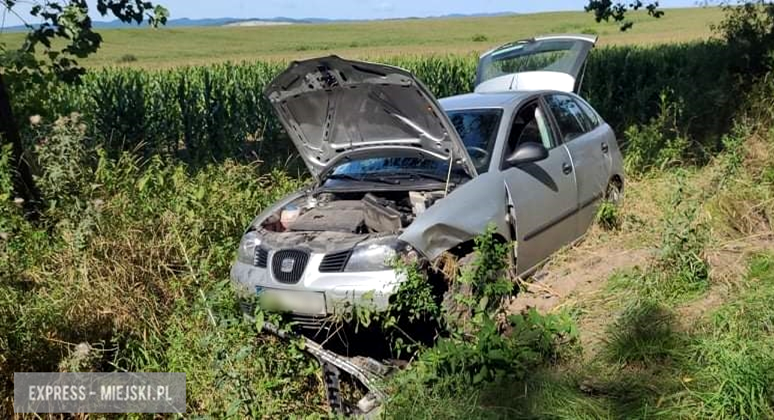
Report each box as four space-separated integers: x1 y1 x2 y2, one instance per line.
585 0 665 31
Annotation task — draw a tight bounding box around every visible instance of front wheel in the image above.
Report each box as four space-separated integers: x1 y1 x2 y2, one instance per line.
597 180 624 230
605 180 623 207
441 253 476 332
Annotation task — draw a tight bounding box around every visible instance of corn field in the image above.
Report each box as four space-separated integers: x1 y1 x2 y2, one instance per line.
41 40 740 166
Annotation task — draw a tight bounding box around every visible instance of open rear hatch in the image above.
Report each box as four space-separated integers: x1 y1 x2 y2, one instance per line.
475 34 597 94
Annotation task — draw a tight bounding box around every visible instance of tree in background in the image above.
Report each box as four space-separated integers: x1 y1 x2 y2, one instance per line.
0 1 167 216
586 1 774 72
715 1 774 74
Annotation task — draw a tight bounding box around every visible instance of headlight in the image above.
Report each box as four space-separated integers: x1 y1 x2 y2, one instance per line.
237 230 262 265
344 236 412 272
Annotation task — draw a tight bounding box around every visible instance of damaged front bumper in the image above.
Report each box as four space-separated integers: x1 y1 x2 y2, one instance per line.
261 321 390 415
230 259 403 316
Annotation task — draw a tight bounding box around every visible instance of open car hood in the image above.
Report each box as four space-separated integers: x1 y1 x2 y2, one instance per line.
475 34 597 94
265 56 477 179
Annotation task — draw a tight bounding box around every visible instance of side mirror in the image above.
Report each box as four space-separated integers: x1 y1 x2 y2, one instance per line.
505 142 549 167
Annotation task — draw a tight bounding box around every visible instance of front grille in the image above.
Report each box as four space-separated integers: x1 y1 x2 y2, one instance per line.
319 249 352 272
271 249 309 284
254 247 269 268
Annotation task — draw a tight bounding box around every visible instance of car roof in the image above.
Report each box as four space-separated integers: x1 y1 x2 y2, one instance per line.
439 91 534 111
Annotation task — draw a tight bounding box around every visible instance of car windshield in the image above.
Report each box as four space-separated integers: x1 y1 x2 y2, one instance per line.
446 108 503 173
325 109 502 181
327 155 466 181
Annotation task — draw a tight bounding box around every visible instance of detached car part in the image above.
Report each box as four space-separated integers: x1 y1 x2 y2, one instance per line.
261 322 389 416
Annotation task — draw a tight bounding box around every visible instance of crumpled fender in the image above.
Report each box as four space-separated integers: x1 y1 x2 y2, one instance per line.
399 171 511 260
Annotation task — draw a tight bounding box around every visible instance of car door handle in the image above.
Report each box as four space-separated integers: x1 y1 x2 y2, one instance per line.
601 142 609 153
562 163 573 175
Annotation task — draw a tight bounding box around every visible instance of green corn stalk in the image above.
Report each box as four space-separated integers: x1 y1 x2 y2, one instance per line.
34 41 742 170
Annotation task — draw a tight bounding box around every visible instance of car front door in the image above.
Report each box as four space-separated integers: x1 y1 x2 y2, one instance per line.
501 99 579 274
544 93 610 236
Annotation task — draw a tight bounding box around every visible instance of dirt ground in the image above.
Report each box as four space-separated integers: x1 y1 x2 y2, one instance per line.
505 226 774 357
506 243 651 315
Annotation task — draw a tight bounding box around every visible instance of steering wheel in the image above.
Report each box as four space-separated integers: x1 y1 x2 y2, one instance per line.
465 146 490 167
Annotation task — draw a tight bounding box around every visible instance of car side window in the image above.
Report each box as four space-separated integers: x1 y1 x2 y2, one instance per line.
574 97 601 129
503 101 555 166
544 94 589 142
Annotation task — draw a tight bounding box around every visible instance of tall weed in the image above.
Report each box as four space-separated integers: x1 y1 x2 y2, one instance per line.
0 119 310 416
623 91 692 174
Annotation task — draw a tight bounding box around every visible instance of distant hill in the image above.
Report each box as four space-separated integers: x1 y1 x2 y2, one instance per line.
2 11 518 32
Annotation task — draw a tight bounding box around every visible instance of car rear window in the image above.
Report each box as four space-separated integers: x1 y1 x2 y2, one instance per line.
575 98 601 129
476 39 590 86
544 94 589 142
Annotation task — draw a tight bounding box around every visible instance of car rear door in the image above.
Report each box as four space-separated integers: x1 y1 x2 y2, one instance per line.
500 98 579 274
544 93 611 237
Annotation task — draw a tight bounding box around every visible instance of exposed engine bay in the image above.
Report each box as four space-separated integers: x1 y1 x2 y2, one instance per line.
261 190 447 236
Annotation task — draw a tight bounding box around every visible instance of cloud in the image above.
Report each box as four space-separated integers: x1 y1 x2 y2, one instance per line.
373 2 395 13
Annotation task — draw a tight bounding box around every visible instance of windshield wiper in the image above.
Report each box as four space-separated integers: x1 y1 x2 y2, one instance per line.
326 173 361 182
326 174 401 184
404 171 458 183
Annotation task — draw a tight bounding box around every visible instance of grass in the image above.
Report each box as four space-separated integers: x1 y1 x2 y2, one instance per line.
2 5 774 416
689 255 774 419
382 77 774 417
0 105 771 419
0 7 724 68
2 71 773 420
0 118 322 416
383 199 774 418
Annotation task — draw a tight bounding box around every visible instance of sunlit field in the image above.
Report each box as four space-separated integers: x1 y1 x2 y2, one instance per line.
0 7 723 68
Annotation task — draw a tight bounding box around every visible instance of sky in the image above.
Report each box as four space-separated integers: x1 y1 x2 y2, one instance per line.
1 0 700 26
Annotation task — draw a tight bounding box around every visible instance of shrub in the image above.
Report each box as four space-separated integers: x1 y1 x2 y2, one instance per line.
423 309 574 383
471 34 488 42
0 119 309 415
714 0 774 76
459 225 514 311
622 90 692 174
32 114 92 207
383 226 576 417
117 54 138 63
658 174 709 284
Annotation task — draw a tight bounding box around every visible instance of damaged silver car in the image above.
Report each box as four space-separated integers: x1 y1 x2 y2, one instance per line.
231 34 624 319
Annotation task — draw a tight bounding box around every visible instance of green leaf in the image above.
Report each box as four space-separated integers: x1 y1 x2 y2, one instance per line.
487 349 506 362
473 365 489 384
478 295 489 312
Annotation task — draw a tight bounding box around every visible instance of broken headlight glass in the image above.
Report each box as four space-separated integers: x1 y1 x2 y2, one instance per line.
237 230 263 265
344 236 408 272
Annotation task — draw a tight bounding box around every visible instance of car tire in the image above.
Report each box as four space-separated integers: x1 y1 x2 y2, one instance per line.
605 180 623 207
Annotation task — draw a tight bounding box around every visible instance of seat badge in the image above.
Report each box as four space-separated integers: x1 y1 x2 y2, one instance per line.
280 257 296 273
